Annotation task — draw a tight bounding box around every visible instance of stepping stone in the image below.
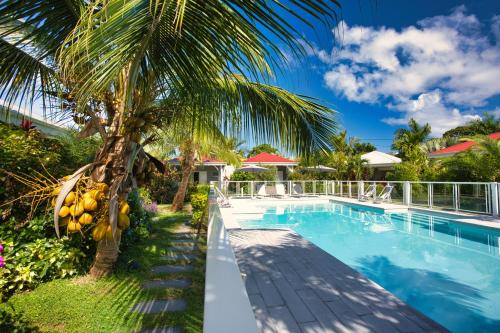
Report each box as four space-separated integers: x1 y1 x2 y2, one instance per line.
137 327 183 333
169 245 196 252
161 253 198 261
171 232 196 238
131 299 187 314
143 279 192 289
152 265 194 274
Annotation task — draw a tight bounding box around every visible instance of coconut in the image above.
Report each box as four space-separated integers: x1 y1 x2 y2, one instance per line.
59 206 70 218
79 213 93 225
83 197 98 211
67 221 82 233
52 187 62 196
92 223 108 241
119 202 130 215
64 191 76 205
96 183 109 193
69 202 84 217
105 225 114 240
118 213 130 230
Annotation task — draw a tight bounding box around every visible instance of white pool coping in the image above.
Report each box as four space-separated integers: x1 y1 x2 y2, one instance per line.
203 201 259 333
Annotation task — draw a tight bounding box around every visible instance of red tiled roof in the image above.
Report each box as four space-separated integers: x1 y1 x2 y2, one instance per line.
431 132 500 156
243 152 296 164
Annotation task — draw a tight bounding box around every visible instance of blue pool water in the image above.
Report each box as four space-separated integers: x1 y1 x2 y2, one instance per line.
237 202 500 333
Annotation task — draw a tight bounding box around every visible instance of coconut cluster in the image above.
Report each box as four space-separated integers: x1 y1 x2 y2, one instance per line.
51 181 131 240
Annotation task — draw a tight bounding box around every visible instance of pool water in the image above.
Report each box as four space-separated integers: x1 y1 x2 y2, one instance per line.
237 202 500 333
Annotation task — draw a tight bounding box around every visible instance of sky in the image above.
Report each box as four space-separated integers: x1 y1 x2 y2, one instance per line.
270 0 500 152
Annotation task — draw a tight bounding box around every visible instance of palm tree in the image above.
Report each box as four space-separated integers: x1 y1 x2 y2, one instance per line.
1 1 340 277
392 119 431 160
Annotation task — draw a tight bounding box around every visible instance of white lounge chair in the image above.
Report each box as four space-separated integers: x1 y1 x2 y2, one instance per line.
374 185 394 203
359 184 377 202
292 183 303 196
255 184 267 198
275 183 287 197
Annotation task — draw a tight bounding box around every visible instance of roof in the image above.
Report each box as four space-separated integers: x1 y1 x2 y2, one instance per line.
430 132 500 157
168 156 226 165
361 151 401 166
243 152 297 165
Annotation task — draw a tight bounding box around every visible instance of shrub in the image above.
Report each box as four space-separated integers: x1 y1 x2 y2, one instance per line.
120 190 153 247
190 185 209 226
0 122 99 220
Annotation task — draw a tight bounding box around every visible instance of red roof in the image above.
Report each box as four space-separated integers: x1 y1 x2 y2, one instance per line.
244 152 296 164
431 132 500 156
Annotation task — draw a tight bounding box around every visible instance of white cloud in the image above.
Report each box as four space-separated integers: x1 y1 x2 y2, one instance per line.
382 91 480 135
318 6 500 135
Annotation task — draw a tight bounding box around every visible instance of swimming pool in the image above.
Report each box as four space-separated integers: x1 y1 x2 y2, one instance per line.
236 201 500 333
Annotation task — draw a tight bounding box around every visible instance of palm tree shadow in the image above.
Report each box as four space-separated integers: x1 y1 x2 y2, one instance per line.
356 255 500 333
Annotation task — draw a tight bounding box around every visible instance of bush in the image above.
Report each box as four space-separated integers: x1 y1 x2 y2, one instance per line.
0 307 40 332
0 122 100 220
190 185 209 227
0 216 87 301
120 190 153 247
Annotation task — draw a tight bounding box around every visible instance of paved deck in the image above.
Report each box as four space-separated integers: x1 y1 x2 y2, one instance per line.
228 229 448 333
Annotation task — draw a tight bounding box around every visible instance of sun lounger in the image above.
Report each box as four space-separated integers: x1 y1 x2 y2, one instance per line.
359 184 377 201
374 185 394 203
255 183 267 198
275 183 287 197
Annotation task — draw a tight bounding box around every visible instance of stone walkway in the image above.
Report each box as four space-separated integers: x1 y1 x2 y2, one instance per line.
229 229 448 333
132 224 200 333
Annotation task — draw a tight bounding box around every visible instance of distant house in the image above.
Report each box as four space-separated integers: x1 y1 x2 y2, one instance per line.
168 157 228 185
242 152 297 180
1 104 71 138
429 132 500 158
361 151 401 180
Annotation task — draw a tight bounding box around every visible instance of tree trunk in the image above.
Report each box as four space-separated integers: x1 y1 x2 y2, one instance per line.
89 67 133 278
171 147 196 212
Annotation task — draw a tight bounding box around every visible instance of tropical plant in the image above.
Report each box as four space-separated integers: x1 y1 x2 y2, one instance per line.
392 119 431 160
443 113 500 139
0 0 339 277
247 144 280 157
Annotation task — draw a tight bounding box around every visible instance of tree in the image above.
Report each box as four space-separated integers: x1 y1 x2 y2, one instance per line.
352 141 376 155
392 119 431 161
443 113 500 139
248 144 280 157
1 1 340 277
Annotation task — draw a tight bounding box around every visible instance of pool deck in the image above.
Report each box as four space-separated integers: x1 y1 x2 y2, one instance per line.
228 228 448 333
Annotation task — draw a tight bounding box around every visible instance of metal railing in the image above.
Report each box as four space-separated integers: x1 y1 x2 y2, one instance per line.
212 180 500 216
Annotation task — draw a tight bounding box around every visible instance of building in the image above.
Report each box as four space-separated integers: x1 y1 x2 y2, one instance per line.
361 150 401 180
429 132 500 158
1 104 71 138
168 157 228 185
242 152 297 180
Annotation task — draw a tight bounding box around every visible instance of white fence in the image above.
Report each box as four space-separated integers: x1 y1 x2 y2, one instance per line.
213 180 500 216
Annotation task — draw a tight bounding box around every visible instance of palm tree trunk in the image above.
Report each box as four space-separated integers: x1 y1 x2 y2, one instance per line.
171 147 196 212
89 68 132 277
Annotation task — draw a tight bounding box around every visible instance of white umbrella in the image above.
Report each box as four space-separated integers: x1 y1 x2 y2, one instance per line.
237 165 270 173
304 165 336 173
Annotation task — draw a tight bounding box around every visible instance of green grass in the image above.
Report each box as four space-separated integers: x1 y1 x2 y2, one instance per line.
0 205 206 333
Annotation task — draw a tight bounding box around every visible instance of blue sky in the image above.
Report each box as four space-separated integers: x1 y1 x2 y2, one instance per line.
270 0 500 152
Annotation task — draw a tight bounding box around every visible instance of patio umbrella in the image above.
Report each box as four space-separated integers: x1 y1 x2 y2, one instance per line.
237 165 270 173
304 165 336 173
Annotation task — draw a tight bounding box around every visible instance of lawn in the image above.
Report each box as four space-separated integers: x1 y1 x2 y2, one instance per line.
0 205 206 333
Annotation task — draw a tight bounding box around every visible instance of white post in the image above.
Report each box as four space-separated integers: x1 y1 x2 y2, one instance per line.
288 180 292 196
359 181 364 199
403 181 411 206
491 183 499 217
348 182 352 198
250 181 254 198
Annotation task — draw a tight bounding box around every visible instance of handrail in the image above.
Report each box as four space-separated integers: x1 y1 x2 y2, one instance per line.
216 180 499 217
